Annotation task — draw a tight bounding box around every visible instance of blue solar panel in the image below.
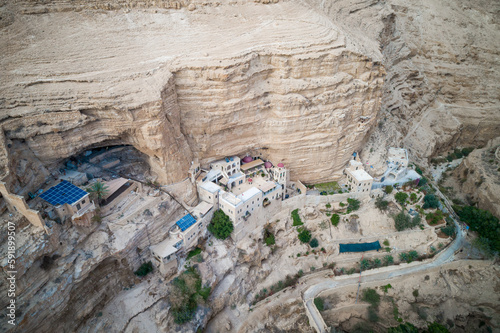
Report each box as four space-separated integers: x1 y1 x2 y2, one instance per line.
40 180 88 206
176 214 197 232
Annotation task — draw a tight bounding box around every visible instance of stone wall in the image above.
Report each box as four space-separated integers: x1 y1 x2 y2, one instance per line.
0 181 46 232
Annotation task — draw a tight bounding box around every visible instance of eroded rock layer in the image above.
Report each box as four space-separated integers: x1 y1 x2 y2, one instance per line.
0 0 385 190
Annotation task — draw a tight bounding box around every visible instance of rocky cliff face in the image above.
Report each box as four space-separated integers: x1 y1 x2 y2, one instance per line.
0 0 386 191
453 138 500 218
0 188 185 333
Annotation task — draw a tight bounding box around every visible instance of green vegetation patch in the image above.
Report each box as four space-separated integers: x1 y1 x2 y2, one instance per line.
291 209 303 226
298 228 312 243
454 205 500 254
208 209 234 240
170 267 210 324
347 198 361 213
314 181 341 192
263 228 276 246
330 213 340 227
314 297 325 311
134 261 153 277
186 247 202 260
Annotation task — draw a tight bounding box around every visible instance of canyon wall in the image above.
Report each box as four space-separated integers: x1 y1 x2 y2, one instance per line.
0 0 385 193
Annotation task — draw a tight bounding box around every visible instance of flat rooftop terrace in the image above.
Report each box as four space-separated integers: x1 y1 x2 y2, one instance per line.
231 176 270 196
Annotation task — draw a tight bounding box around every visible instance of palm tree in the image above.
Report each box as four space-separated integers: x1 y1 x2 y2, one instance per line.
87 181 109 206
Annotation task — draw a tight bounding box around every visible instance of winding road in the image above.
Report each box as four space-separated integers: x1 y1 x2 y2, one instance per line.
302 182 467 332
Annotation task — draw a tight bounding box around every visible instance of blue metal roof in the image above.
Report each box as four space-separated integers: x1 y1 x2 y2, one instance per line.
176 214 197 232
40 180 88 206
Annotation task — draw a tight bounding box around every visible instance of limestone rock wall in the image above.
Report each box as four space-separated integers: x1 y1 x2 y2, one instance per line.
175 51 384 183
0 0 385 190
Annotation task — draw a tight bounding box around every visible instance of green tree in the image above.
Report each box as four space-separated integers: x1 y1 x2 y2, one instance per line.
298 229 312 243
375 197 389 211
384 185 394 194
87 181 109 205
395 192 409 206
410 192 418 202
394 211 416 231
454 205 500 253
347 198 361 213
309 238 319 248
134 261 153 277
418 177 428 187
423 194 439 209
331 213 340 226
207 210 234 240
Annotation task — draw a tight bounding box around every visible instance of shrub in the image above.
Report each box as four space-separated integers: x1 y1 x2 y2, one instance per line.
423 194 440 209
426 322 451 333
461 147 474 156
325 203 331 209
187 247 202 260
418 177 428 187
360 259 372 270
263 228 275 246
291 209 303 226
395 192 409 206
410 192 418 202
384 255 394 265
426 210 444 225
362 288 380 309
384 185 393 194
339 202 346 207
207 210 234 240
314 297 325 311
331 213 340 227
309 238 319 248
170 267 208 324
135 261 153 277
375 197 389 211
381 284 392 293
394 211 417 231
298 229 312 243
297 269 304 277
383 239 390 246
440 225 455 237
413 289 419 297
388 323 419 333
347 198 361 213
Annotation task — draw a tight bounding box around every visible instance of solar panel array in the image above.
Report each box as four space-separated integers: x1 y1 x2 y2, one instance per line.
39 180 88 206
176 214 197 232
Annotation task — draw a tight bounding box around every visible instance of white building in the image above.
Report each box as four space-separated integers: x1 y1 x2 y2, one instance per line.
194 156 287 242
388 147 409 168
345 159 373 195
150 201 214 277
385 147 409 181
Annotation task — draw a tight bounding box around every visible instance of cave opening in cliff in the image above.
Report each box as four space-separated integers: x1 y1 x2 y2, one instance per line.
62 143 154 183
